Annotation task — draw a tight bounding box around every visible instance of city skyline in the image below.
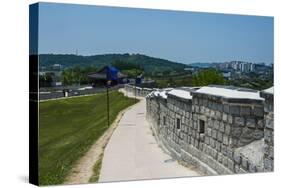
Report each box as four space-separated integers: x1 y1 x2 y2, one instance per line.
38 3 274 64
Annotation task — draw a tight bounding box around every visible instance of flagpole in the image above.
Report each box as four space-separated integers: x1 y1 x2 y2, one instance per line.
135 69 137 102
106 66 110 129
107 81 110 128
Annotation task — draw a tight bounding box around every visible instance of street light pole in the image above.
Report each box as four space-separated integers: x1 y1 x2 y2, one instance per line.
135 69 137 102
106 80 111 128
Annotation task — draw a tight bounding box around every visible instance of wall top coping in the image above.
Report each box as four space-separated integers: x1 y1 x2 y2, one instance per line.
146 88 173 99
193 86 264 101
262 86 274 95
167 89 192 100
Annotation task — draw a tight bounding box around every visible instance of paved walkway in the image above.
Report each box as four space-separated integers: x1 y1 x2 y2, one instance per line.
99 96 200 182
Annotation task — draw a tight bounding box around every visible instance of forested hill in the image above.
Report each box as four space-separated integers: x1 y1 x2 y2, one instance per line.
39 53 190 74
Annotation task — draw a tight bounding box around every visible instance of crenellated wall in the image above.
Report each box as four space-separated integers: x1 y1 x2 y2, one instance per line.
260 87 274 171
124 84 153 97
125 84 274 175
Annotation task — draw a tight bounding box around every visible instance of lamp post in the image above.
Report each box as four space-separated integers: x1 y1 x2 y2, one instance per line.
106 80 111 128
135 69 137 103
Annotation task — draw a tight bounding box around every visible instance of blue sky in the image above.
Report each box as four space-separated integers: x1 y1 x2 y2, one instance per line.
38 3 273 64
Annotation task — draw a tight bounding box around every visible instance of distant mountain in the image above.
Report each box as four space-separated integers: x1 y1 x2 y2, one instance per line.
189 62 213 68
39 53 191 74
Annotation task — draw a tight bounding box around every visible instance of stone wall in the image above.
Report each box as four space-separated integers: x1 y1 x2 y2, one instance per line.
191 91 266 173
124 84 154 97
125 84 274 175
260 88 274 171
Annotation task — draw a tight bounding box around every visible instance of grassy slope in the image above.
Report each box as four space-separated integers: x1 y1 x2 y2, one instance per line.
39 91 137 185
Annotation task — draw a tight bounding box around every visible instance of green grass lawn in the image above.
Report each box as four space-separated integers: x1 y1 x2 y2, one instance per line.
39 90 137 185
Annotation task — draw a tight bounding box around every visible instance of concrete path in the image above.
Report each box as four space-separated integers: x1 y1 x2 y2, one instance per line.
99 97 200 183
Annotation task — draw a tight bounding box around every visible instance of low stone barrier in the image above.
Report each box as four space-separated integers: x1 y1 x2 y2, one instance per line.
145 85 274 175
260 88 274 171
124 84 154 97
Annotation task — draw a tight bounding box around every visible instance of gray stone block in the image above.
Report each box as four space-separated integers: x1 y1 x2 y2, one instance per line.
234 117 245 127
223 135 229 145
211 129 217 139
218 153 223 163
234 153 241 164
222 113 228 122
207 128 212 136
193 121 198 129
228 115 233 124
219 122 225 132
216 111 222 120
230 138 238 147
199 142 204 150
207 101 212 108
192 130 197 137
212 102 218 110
200 107 204 114
205 136 210 145
203 99 208 106
217 103 223 112
268 146 274 159
210 110 215 117
199 133 205 142
214 120 220 130
223 104 229 113
192 105 195 112
225 124 231 135
196 133 200 140
253 106 264 117
234 164 240 173
205 108 210 116
257 119 264 129
231 127 242 138
222 155 228 166
249 162 257 173
227 148 233 159
228 159 235 172
265 118 274 129
229 105 240 115
195 139 199 148
264 158 273 171
217 132 223 142
213 149 218 159
253 129 264 140
216 141 221 151
210 138 216 148
208 120 213 128
256 165 264 172
264 129 273 144
241 106 251 116
190 137 194 145
221 144 227 155
241 157 248 170
246 118 256 128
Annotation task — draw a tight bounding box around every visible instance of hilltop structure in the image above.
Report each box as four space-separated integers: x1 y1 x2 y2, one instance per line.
125 84 274 174
88 66 127 86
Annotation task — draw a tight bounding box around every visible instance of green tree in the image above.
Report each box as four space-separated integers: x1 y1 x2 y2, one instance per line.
192 69 225 86
39 73 53 87
62 66 98 86
62 69 73 85
112 60 143 78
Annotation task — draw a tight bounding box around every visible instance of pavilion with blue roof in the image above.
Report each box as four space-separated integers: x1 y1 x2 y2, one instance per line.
88 66 127 86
